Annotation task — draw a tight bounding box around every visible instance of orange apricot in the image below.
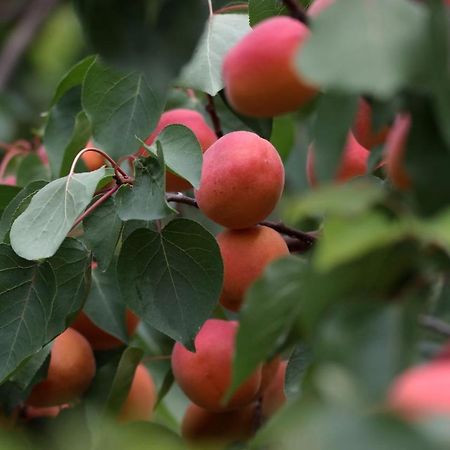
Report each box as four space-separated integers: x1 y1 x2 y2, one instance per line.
217 226 289 312
384 114 412 191
261 361 287 419
223 16 318 117
71 310 139 351
26 328 96 407
172 320 262 412
387 362 450 420
182 402 257 445
195 131 284 229
118 364 157 423
142 109 217 192
81 150 104 171
306 133 370 187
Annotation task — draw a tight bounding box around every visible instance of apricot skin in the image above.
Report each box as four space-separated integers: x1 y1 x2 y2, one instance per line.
172 319 262 412
142 109 217 192
195 131 285 229
182 402 257 445
217 226 289 312
118 364 156 423
71 310 139 351
384 114 412 191
262 361 287 419
81 149 104 171
223 16 318 117
26 328 96 407
387 362 450 419
306 133 370 187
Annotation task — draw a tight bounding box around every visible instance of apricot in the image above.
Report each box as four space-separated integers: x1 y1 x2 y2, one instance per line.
195 131 284 229
26 328 96 407
118 364 157 423
384 114 412 191
222 16 318 117
387 362 450 419
260 356 282 392
306 133 370 186
172 319 262 412
261 361 287 419
71 310 139 351
81 141 105 171
182 402 257 445
307 0 335 16
217 226 289 312
353 98 390 149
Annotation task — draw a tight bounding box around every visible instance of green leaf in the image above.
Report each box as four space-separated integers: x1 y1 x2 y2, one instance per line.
16 154 50 187
249 0 289 26
47 238 91 337
312 93 358 182
117 219 223 347
179 14 252 96
144 124 202 189
0 185 22 213
285 344 311 399
0 181 47 243
229 257 305 397
297 0 428 97
83 264 128 343
270 114 296 161
0 244 56 382
10 167 106 260
83 197 122 271
115 147 175 222
82 58 164 159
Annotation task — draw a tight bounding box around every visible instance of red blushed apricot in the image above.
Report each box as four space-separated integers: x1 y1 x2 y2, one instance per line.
141 109 217 192
71 310 139 351
182 402 257 445
307 0 335 16
172 320 262 412
384 114 412 191
353 98 390 149
195 131 285 229
261 361 287 419
306 133 370 187
118 364 157 423
26 328 96 407
223 16 318 117
81 149 105 171
217 226 289 312
387 362 450 420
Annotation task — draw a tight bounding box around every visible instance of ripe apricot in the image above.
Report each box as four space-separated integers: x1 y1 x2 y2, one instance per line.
26 328 96 407
142 109 217 192
71 310 139 351
384 114 412 191
217 226 289 312
118 364 156 423
223 16 317 117
353 98 390 149
306 133 370 186
172 320 262 412
195 131 284 229
307 0 335 16
387 362 450 419
182 402 257 445
261 361 287 419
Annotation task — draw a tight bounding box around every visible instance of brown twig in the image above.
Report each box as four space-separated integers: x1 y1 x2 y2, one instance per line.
281 0 309 25
205 94 224 139
419 315 450 337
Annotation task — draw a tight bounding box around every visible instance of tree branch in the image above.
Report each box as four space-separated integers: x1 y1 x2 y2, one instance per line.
0 0 59 90
205 94 224 139
419 315 450 337
281 0 309 25
166 192 317 251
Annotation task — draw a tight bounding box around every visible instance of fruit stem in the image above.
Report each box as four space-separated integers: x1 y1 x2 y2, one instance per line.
205 94 224 139
282 0 309 25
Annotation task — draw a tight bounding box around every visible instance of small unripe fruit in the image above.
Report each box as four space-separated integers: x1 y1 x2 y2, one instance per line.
182 402 257 445
306 133 370 186
172 319 262 412
217 226 289 312
195 131 284 229
142 109 217 192
387 362 450 419
27 328 96 407
71 310 139 351
223 17 317 117
118 364 156 423
384 114 412 191
262 361 287 419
